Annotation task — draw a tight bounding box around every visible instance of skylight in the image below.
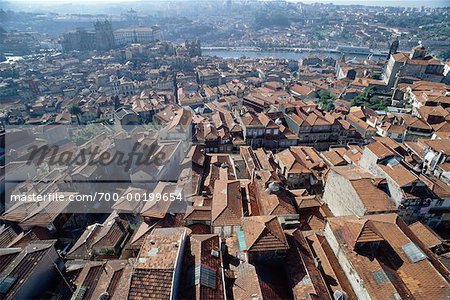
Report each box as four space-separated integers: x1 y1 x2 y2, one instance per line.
195 265 216 289
387 158 400 168
372 269 390 285
401 242 427 263
0 276 17 294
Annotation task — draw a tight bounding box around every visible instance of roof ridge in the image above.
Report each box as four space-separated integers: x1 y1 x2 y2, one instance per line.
355 220 384 244
263 218 287 246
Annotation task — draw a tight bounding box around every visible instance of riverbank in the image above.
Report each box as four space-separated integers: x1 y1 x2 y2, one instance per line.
202 48 386 60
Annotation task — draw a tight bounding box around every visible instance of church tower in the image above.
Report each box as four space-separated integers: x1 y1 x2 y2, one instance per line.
387 37 399 59
95 20 115 51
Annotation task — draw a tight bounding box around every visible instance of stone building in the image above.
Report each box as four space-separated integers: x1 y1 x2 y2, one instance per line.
114 26 160 46
383 45 445 88
61 20 115 51
322 165 396 217
324 214 450 300
61 29 96 51
95 20 115 51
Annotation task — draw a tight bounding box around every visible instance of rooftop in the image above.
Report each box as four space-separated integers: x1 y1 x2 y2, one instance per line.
327 214 450 300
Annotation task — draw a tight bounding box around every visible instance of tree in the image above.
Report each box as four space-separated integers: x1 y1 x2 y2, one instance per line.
351 87 388 111
317 89 333 101
254 11 290 29
317 89 336 112
68 104 82 125
369 73 382 80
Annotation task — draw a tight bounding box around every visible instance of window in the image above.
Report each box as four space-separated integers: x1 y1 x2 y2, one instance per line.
401 242 427 263
224 226 232 236
373 270 390 285
194 265 216 288
0 276 17 294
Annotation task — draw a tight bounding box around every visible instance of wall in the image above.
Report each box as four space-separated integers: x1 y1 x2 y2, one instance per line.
359 149 405 206
383 57 401 87
171 229 187 300
324 223 372 300
322 170 366 216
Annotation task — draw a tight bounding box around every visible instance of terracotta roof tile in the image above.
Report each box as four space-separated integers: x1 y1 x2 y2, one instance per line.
327 214 450 300
128 228 188 299
241 216 289 252
409 221 443 249
330 165 396 213
211 180 243 226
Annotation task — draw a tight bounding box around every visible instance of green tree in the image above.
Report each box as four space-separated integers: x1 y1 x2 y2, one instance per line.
68 104 82 125
317 89 336 112
254 11 290 29
317 89 333 100
369 73 382 80
351 87 388 111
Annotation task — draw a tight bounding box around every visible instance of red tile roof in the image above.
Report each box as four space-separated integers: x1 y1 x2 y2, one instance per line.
409 221 443 249
327 214 450 300
211 180 243 227
241 216 289 252
330 165 396 213
185 234 225 299
128 227 188 300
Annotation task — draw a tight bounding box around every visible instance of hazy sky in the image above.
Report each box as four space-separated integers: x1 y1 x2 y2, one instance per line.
3 0 449 7
3 0 444 2
8 0 138 2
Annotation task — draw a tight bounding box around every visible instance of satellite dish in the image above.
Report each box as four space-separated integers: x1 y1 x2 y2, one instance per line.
268 182 280 192
333 290 348 300
98 292 109 300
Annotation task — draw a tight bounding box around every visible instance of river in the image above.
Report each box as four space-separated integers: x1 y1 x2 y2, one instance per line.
3 50 382 65
202 49 384 60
